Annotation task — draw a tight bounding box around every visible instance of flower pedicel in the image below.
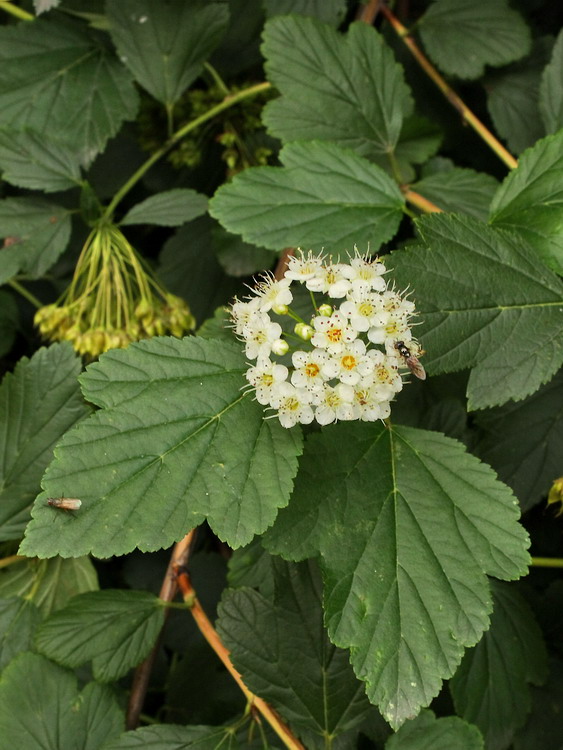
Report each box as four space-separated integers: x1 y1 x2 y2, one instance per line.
231 248 425 428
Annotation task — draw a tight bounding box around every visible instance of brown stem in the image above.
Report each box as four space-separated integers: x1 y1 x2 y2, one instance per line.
274 248 295 281
380 4 518 170
355 0 382 24
126 528 197 729
173 564 306 750
403 188 443 213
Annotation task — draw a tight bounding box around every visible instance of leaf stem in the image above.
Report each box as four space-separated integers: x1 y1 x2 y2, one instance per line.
0 554 26 569
126 529 197 730
173 564 305 750
379 4 518 170
8 279 42 309
102 81 272 221
530 556 563 568
0 1 34 21
402 188 443 214
204 61 230 97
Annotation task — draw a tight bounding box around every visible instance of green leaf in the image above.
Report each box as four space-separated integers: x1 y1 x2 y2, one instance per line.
36 590 165 681
213 227 274 278
102 724 241 750
0 653 123 749
385 710 483 750
0 291 18 358
450 582 547 749
262 17 413 159
486 38 553 155
120 189 208 227
107 0 229 107
19 337 302 559
474 371 563 511
209 141 405 253
0 128 82 192
389 213 563 410
513 658 563 750
217 561 371 741
0 198 72 283
390 114 443 180
418 0 531 80
0 557 99 616
0 16 138 165
227 538 275 599
0 597 41 671
263 0 347 25
264 422 530 728
540 30 563 134
411 168 499 221
0 344 90 541
490 130 563 274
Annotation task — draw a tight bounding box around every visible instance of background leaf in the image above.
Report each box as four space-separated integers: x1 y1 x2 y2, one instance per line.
474 370 563 511
36 590 165 681
0 344 90 541
120 189 208 227
107 0 229 107
389 213 563 410
102 724 243 749
450 582 547 749
0 653 124 750
264 422 529 728
490 130 563 274
0 128 82 192
263 0 347 25
539 30 563 134
209 140 405 253
0 198 72 283
418 0 531 80
19 337 302 559
386 710 483 749
0 16 138 165
0 557 99 616
217 560 371 743
411 168 498 220
0 597 41 671
262 17 413 160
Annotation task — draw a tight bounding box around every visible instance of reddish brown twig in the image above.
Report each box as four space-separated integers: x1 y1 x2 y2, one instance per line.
402 188 443 214
173 564 305 750
274 248 295 281
126 529 197 729
356 0 382 24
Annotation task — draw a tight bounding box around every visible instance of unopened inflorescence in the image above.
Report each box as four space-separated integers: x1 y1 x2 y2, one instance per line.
230 248 424 428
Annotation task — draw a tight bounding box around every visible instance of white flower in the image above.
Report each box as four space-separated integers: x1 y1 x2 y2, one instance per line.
367 311 412 345
269 382 314 428
252 273 293 312
321 339 375 385
291 348 330 392
312 383 356 425
230 296 261 336
246 359 289 405
242 313 283 360
306 262 351 298
340 291 389 333
352 383 392 422
311 311 357 353
381 289 416 317
365 350 403 397
285 250 325 282
341 248 387 292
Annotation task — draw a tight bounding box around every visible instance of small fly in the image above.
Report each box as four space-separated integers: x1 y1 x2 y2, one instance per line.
394 340 426 380
46 497 82 511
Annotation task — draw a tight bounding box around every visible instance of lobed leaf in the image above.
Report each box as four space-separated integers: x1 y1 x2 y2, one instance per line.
262 17 413 159
540 30 563 135
389 213 563 410
450 581 547 749
0 198 72 283
0 597 41 671
490 129 563 274
107 0 229 107
263 0 347 25
0 344 90 541
418 0 531 80
217 561 371 741
385 710 483 749
474 370 563 511
36 590 165 681
411 168 498 221
120 189 208 227
209 140 405 253
0 16 138 166
0 653 123 749
102 724 240 749
19 337 302 559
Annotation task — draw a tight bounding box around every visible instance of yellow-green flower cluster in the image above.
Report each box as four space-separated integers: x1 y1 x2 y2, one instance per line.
35 223 195 359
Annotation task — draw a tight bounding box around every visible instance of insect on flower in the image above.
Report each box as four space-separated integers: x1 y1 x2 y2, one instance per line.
394 340 426 380
46 497 82 511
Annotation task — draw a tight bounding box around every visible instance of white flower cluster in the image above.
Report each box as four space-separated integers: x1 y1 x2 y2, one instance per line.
230 249 424 429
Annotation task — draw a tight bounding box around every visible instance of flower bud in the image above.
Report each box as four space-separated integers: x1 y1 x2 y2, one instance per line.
318 304 332 317
271 338 289 356
272 303 289 315
294 323 313 341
